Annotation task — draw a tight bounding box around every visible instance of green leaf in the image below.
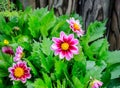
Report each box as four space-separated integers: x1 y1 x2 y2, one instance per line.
26 81 34 88
85 60 107 81
33 79 47 88
28 15 40 38
72 76 84 88
0 15 12 35
98 39 109 60
106 51 120 65
33 8 48 19
0 52 12 77
86 61 95 70
55 61 66 79
42 73 52 88
39 9 56 37
86 21 106 42
40 37 52 56
56 79 66 88
110 64 120 79
107 78 120 88
12 81 25 88
25 59 38 76
72 61 86 79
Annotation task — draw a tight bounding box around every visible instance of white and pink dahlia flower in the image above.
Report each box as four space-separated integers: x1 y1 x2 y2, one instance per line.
8 61 31 83
51 31 79 60
14 46 23 62
67 17 84 37
90 79 103 88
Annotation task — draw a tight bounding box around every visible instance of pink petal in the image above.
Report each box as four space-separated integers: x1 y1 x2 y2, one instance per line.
97 81 103 86
51 44 59 50
52 37 60 43
70 46 79 54
59 52 65 59
54 50 61 56
60 31 66 40
70 39 79 45
67 34 74 42
65 51 73 61
94 83 99 88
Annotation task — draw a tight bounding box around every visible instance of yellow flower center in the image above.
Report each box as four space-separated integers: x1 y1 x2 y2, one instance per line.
14 67 24 78
73 23 80 30
4 39 9 45
61 43 69 50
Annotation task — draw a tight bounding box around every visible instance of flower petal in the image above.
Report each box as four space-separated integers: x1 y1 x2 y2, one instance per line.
59 52 65 59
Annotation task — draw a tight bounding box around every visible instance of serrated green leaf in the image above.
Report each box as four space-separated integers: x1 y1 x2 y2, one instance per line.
33 79 47 88
42 73 52 88
40 37 52 56
25 59 38 76
55 61 66 79
72 61 86 79
0 15 12 35
28 15 40 38
87 21 106 42
39 9 56 37
90 39 105 52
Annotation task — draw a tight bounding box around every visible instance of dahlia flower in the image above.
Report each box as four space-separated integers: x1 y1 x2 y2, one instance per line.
8 61 31 83
66 17 84 37
14 46 23 62
2 46 14 55
51 31 79 60
90 79 103 88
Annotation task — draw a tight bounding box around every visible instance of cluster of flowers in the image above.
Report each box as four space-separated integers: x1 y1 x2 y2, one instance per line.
51 18 103 88
8 46 31 83
1 17 102 88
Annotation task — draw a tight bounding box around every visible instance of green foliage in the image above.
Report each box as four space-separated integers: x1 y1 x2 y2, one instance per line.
106 51 120 65
33 78 47 88
0 7 120 88
40 37 52 56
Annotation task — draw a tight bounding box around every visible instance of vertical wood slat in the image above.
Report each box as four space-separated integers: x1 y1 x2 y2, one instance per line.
108 0 120 50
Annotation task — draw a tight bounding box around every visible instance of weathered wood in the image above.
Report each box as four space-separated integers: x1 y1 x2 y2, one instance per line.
78 0 110 29
108 0 120 50
20 0 35 9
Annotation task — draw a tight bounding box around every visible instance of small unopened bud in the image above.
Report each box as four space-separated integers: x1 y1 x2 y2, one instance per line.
90 79 103 88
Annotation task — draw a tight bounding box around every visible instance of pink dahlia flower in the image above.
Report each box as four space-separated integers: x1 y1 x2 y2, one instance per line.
2 46 14 55
8 61 31 83
66 17 84 37
51 31 79 60
14 46 23 62
90 79 103 88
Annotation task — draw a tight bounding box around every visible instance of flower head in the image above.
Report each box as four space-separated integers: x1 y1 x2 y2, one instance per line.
14 46 23 62
67 17 84 37
90 79 103 88
8 61 31 83
2 46 14 55
51 31 79 60
4 39 9 45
